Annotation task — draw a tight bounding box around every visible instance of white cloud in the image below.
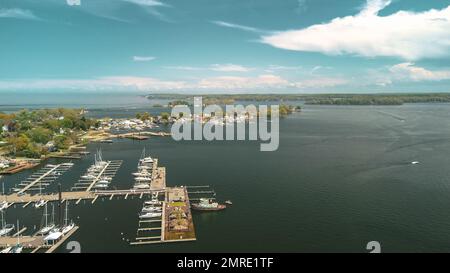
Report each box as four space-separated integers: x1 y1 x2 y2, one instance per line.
165 64 253 73
389 63 450 82
210 64 253 72
212 21 267 34
66 0 81 6
0 77 187 92
122 0 166 7
267 65 302 71
133 56 156 62
197 75 288 90
261 0 450 60
164 66 203 71
291 78 348 88
0 8 40 20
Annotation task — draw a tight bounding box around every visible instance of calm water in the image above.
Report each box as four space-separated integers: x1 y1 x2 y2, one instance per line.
2 95 450 252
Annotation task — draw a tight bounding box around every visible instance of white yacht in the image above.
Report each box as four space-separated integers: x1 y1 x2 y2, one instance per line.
139 212 162 219
133 183 150 190
44 231 63 242
142 206 162 213
135 177 151 182
144 200 161 206
133 171 151 177
81 174 96 180
93 183 109 189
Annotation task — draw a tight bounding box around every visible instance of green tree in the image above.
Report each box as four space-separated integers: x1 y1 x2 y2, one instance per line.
26 127 53 144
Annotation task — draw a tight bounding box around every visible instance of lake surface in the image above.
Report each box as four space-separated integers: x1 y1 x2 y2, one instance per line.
2 94 450 252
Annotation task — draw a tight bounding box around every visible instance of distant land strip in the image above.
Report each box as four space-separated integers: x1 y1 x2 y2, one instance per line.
146 93 450 106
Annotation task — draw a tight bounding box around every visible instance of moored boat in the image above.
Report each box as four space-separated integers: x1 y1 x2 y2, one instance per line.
191 198 226 211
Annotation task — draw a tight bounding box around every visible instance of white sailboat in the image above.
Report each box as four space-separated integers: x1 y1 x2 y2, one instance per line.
37 203 55 235
9 220 23 253
0 210 14 236
0 246 12 253
34 180 45 209
61 202 74 235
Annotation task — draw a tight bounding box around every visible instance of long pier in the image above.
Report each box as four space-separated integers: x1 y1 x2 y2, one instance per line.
0 189 167 205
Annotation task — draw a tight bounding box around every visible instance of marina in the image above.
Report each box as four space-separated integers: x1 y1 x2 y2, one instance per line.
0 147 221 252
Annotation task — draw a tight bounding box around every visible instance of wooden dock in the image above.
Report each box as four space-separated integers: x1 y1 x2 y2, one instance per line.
0 163 39 175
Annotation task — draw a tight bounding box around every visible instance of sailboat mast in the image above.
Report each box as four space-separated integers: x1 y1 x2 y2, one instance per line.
58 184 63 227
64 201 69 226
44 203 48 227
51 204 55 225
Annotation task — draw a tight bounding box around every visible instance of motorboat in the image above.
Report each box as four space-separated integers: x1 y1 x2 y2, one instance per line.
144 200 161 206
139 212 162 219
81 174 96 180
135 177 151 182
142 206 162 213
133 172 151 177
133 184 150 190
93 183 108 189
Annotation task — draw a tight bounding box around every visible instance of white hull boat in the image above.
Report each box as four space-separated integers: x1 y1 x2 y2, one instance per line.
139 212 162 219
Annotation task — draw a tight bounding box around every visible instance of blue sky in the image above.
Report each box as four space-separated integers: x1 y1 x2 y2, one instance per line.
0 0 449 93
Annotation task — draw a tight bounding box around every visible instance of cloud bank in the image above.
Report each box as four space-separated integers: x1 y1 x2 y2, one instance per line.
0 74 347 92
261 0 450 60
133 56 156 62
